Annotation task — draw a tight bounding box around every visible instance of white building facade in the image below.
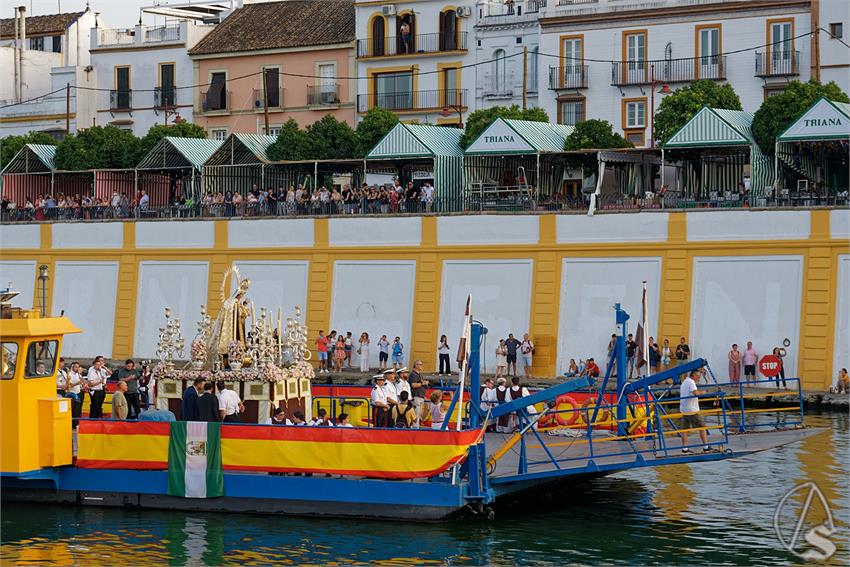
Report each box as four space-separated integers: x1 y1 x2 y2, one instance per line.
0 8 99 137
536 0 847 147
473 0 543 112
90 19 215 137
354 0 477 126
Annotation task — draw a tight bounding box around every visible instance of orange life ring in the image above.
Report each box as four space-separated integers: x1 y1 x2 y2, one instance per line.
555 395 579 426
582 398 611 424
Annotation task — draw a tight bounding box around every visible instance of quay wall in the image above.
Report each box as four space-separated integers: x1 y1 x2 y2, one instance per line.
1 209 848 390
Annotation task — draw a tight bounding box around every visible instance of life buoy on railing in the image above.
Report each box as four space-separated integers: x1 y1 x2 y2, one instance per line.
627 394 653 435
554 395 579 426
581 398 611 424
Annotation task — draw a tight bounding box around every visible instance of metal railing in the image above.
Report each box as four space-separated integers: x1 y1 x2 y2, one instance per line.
548 65 589 89
201 89 230 112
611 56 727 86
755 50 800 77
356 31 469 58
144 24 181 43
97 28 134 47
357 88 467 113
308 84 341 106
109 89 132 111
252 88 285 109
154 86 176 109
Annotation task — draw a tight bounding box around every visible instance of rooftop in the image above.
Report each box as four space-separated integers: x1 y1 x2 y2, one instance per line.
188 0 355 56
0 11 83 39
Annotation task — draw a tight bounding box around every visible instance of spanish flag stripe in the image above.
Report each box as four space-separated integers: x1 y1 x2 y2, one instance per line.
78 420 171 436
220 424 482 445
75 459 168 470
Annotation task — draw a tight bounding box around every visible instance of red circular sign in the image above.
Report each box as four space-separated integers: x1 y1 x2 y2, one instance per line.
759 354 782 377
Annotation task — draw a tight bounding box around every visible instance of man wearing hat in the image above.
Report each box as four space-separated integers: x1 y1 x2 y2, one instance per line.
395 366 412 404
371 374 389 427
382 369 399 415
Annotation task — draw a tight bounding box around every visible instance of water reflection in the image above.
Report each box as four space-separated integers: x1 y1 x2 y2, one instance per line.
1 414 847 566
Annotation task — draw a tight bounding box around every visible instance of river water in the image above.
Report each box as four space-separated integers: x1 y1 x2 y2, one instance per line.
1 412 847 566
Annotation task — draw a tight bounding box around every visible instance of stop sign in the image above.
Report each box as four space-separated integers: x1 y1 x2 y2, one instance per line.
759 354 782 377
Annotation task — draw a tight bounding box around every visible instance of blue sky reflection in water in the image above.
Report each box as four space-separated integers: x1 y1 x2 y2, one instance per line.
1 413 847 566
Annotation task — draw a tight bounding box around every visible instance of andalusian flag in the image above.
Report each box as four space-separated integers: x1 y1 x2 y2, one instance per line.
167 422 224 498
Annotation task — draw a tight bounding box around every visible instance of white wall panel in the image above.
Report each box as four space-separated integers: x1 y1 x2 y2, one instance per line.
329 261 417 369
0 260 35 308
53 222 123 249
556 257 662 374
687 211 810 241
439 259 534 372
136 221 215 248
557 213 668 243
690 256 803 386
52 261 119 358
232 261 309 323
834 255 850 384
0 224 39 249
329 217 421 247
831 208 850 240
133 261 209 359
228 219 314 248
438 215 539 245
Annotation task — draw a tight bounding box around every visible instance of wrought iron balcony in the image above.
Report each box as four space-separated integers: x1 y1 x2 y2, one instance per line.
610 56 727 86
252 88 284 110
357 88 467 113
356 32 468 58
755 51 800 77
201 89 229 112
548 65 589 90
109 89 132 111
154 86 176 109
308 84 341 106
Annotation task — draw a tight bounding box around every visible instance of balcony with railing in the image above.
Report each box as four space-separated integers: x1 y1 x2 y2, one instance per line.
610 56 727 86
93 22 190 49
201 90 230 113
97 28 135 47
357 88 467 113
252 88 285 110
479 0 546 24
154 87 176 109
548 65 589 90
356 32 468 58
308 85 342 106
143 25 182 43
109 90 132 111
755 51 800 78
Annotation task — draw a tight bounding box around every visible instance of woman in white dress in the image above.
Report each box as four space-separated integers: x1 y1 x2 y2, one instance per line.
358 332 370 373
495 339 508 378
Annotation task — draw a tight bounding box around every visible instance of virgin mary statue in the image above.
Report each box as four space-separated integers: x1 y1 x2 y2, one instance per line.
208 268 252 362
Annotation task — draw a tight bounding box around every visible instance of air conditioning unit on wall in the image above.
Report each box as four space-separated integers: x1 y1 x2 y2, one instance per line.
382 5 396 16
457 6 472 17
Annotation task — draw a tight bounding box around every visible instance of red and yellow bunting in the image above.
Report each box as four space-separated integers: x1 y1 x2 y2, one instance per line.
76 421 484 479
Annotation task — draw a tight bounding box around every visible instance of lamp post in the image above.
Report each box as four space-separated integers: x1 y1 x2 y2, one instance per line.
649 63 672 148
38 264 49 317
440 103 464 128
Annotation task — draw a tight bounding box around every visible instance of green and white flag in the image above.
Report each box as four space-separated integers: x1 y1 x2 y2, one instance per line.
167 421 224 498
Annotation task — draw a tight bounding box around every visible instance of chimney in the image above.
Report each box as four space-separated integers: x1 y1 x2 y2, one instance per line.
18 6 26 49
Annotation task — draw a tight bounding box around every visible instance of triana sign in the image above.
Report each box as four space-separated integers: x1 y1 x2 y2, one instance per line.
466 119 535 153
779 98 850 142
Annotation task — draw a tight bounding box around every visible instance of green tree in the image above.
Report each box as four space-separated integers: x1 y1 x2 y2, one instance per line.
136 122 207 162
653 80 742 145
267 119 309 161
460 105 549 148
563 119 633 174
0 131 58 169
54 125 142 170
752 80 849 153
356 107 399 157
304 115 359 160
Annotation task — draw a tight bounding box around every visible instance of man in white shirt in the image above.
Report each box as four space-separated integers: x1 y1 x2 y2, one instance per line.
679 370 710 453
216 381 244 423
56 357 68 397
395 367 412 402
480 378 498 430
67 361 84 418
382 369 399 410
520 333 534 379
371 375 389 427
139 190 150 211
86 357 110 418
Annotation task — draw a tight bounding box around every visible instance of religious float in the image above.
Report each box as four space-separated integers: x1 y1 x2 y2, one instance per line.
0 283 825 520
152 267 314 424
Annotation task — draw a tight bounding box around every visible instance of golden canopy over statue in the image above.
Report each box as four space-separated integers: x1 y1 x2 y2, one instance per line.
208 267 252 360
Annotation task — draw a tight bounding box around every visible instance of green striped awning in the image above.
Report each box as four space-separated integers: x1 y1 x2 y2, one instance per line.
777 97 850 142
204 134 278 166
366 123 464 159
136 137 223 171
1 144 56 174
663 107 753 148
464 118 574 155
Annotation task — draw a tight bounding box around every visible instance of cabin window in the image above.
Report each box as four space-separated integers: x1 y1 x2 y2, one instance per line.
24 340 58 379
1 342 18 380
